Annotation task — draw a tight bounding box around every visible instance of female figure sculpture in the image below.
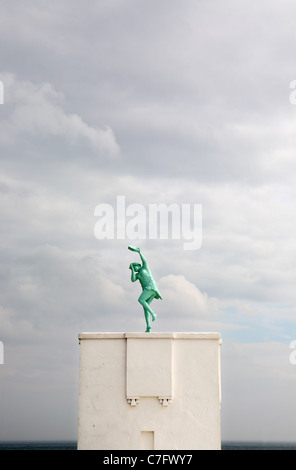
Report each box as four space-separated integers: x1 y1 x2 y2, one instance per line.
128 246 162 332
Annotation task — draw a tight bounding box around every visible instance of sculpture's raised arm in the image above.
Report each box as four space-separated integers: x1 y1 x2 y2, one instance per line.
128 245 148 269
138 250 148 270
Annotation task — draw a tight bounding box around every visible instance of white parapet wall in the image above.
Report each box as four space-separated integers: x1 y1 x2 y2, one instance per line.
77 332 222 450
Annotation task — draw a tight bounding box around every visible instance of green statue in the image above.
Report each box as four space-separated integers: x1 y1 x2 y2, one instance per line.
128 245 162 332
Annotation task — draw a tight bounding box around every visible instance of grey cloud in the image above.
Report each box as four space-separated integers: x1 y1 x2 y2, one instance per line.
1 0 296 442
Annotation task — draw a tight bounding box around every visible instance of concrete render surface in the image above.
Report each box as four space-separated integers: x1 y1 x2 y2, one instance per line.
78 332 222 450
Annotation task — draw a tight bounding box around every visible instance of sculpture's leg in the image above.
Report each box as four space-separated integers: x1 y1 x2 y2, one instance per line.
138 290 157 319
144 309 151 332
138 290 157 331
146 294 157 321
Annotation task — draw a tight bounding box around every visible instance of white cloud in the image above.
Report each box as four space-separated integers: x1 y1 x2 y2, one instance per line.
0 73 120 155
158 274 218 317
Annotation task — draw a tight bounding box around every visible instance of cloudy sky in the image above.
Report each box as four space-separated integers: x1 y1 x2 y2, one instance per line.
1 0 296 443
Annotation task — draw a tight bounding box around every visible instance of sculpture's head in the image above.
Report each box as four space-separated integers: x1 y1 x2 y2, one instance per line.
132 262 141 272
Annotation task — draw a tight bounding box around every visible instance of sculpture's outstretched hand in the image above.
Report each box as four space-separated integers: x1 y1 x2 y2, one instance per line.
128 245 147 269
128 245 141 253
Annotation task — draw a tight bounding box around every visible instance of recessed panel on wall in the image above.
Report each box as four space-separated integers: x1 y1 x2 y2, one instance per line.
126 336 173 400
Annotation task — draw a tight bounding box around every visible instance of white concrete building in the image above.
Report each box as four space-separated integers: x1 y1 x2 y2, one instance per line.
77 332 222 450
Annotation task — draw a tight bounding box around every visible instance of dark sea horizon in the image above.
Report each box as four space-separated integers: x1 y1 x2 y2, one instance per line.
0 440 296 450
